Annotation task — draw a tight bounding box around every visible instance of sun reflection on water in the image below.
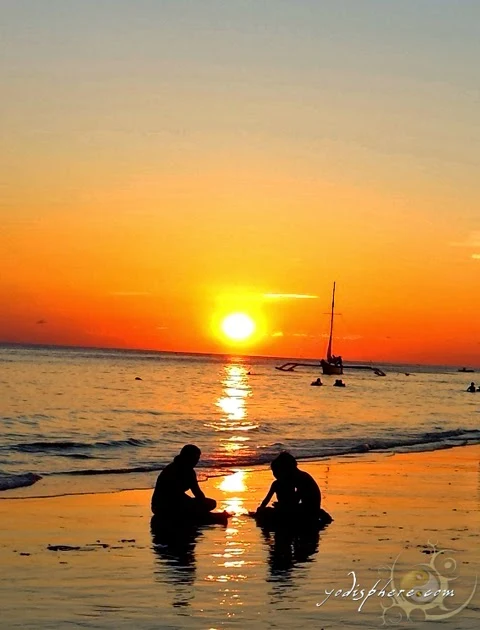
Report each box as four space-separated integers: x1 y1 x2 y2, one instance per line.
203 468 268 614
205 361 258 462
217 470 249 516
219 470 246 493
205 499 250 611
201 366 260 611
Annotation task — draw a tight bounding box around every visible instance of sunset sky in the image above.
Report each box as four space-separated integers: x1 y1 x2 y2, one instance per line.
1 0 479 365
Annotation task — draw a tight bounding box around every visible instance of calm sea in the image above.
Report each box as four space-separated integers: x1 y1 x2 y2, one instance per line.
0 345 479 497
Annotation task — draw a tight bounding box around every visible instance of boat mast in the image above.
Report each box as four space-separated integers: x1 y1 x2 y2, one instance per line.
326 282 335 362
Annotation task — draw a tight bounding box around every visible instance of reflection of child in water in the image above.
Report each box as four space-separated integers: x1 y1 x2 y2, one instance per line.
258 457 297 514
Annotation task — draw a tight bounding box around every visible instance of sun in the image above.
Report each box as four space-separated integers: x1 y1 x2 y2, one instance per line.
221 313 256 342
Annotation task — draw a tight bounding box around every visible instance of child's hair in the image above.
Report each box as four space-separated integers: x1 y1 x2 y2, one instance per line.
271 451 298 476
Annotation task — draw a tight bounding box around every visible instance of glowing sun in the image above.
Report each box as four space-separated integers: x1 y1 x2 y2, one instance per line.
221 313 256 341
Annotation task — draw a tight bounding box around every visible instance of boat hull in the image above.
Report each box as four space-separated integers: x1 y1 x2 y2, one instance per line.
320 360 343 375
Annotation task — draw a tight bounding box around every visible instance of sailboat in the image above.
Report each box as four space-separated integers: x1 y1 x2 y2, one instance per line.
320 282 343 375
275 283 386 376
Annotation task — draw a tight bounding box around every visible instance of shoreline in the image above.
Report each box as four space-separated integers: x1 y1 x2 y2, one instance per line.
2 441 479 501
1 444 478 629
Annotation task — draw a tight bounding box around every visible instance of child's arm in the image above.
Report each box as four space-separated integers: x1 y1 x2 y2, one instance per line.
258 482 276 510
190 472 206 500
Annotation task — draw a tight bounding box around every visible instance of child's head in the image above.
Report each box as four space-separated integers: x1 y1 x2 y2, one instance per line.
270 458 283 479
271 451 298 479
177 444 201 467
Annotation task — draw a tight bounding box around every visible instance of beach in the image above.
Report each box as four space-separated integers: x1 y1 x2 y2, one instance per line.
1 445 478 629
3 1 480 627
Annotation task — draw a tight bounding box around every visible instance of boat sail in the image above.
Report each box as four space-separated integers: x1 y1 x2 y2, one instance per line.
275 283 386 375
320 282 343 375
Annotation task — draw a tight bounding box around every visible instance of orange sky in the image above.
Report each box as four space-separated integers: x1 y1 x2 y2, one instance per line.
1 2 479 365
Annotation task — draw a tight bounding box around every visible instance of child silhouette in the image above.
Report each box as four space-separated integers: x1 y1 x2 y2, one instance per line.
257 457 298 515
255 451 332 527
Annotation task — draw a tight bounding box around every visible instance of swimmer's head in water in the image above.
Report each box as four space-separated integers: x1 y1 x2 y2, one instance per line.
178 444 201 467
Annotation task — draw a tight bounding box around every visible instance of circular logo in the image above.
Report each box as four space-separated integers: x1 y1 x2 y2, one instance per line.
380 544 477 625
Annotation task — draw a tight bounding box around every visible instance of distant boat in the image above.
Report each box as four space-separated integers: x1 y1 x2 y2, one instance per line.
320 282 343 376
275 282 386 376
458 367 474 373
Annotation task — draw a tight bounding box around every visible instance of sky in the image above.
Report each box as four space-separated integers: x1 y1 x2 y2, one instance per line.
1 0 480 364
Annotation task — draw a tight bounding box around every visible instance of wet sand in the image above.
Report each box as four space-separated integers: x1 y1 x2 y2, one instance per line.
0 446 479 629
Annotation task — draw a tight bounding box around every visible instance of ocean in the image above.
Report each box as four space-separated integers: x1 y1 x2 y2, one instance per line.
1 345 479 498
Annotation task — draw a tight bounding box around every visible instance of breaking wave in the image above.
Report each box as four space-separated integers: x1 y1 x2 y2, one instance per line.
7 427 477 482
6 438 152 454
0 472 42 492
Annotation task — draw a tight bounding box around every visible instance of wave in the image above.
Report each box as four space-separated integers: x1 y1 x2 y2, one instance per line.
5 437 153 454
110 409 165 416
199 427 480 468
254 428 480 462
0 472 42 492
27 427 480 480
61 464 165 476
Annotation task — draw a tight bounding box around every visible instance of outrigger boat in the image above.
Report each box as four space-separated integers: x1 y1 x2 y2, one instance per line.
276 283 386 377
320 281 343 375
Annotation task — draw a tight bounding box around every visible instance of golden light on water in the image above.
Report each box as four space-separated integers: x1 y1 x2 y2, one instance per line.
217 395 246 421
207 363 258 458
219 470 246 493
217 470 249 515
223 436 250 454
215 364 250 424
224 497 247 515
201 471 251 610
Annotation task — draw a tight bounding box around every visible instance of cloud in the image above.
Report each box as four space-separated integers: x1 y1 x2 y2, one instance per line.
450 231 480 248
472 254 480 260
271 331 284 337
263 293 318 300
36 319 47 325
287 332 362 340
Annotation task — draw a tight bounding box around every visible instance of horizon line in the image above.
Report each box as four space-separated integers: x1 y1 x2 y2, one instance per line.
0 340 475 370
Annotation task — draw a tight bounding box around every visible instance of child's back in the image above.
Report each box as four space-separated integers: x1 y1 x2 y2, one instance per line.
294 469 321 515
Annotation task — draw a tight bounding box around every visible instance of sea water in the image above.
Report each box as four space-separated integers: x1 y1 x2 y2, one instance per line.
0 345 479 497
